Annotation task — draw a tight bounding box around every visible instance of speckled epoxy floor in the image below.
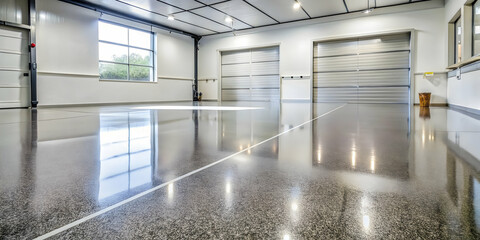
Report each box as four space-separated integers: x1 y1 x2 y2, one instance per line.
0 102 479 239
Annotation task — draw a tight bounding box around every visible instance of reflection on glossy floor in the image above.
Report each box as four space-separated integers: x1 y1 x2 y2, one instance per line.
1 102 480 239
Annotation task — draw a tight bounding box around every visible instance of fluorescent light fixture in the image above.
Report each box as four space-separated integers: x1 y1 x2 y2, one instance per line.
225 16 233 23
293 1 301 9
167 14 175 21
363 8 372 14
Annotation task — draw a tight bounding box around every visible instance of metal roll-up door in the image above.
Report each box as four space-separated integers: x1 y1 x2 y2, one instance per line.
0 25 30 108
221 46 279 101
313 33 411 104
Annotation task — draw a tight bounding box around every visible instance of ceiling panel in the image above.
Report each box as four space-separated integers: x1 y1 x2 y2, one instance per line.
213 0 277 27
108 0 182 15
82 0 214 35
174 12 232 32
245 0 308 22
344 0 368 12
192 7 251 30
197 0 229 5
158 0 204 10
299 0 347 17
376 0 409 7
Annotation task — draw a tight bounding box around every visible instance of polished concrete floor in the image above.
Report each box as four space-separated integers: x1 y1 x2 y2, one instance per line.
0 102 479 239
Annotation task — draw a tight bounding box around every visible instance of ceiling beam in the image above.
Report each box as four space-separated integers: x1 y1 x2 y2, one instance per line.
298 1 311 18
343 0 350 12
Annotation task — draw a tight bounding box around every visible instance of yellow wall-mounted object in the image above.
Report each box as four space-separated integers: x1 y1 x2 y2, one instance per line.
424 72 434 78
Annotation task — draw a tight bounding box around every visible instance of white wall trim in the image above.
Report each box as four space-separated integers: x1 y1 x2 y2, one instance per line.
216 42 281 53
0 67 28 72
310 28 416 43
38 71 100 78
157 76 193 81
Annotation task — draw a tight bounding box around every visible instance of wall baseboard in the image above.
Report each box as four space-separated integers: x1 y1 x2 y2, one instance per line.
449 104 480 117
37 100 193 108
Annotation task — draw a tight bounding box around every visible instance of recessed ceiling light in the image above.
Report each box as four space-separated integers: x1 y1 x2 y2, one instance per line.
167 14 175 21
293 1 301 9
225 16 233 23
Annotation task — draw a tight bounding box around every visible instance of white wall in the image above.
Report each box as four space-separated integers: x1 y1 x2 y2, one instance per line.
198 7 447 102
36 0 194 106
414 73 448 104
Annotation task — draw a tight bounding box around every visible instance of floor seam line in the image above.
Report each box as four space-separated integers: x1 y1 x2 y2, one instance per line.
32 103 346 240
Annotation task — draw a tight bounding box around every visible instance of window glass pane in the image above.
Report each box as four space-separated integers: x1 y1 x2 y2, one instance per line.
129 29 151 49
129 66 152 81
474 1 480 56
129 48 153 66
99 42 128 63
99 21 128 45
455 18 462 63
100 62 128 80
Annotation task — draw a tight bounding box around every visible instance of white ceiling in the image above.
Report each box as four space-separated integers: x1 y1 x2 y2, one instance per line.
74 0 437 36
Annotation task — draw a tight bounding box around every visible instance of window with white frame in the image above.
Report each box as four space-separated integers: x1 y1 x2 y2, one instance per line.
98 21 154 82
473 0 480 56
454 16 462 64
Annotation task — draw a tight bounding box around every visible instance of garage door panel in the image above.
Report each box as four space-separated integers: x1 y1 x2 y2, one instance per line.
357 69 410 86
314 55 358 72
314 69 409 88
0 52 29 70
251 61 279 76
221 46 280 101
222 50 250 64
0 36 29 53
251 47 279 62
358 33 410 53
251 89 280 101
314 40 357 57
251 75 280 88
222 76 250 89
0 87 29 107
0 26 30 108
222 63 250 77
357 87 409 103
0 70 29 86
314 72 358 87
314 88 359 103
313 33 410 103
358 51 409 70
222 89 251 101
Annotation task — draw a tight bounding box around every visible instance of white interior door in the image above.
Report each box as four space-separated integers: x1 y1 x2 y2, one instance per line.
0 25 30 108
313 33 411 103
221 46 280 101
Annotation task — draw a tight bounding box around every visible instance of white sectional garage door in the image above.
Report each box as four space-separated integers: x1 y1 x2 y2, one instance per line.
313 33 411 103
221 46 280 101
0 25 30 108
